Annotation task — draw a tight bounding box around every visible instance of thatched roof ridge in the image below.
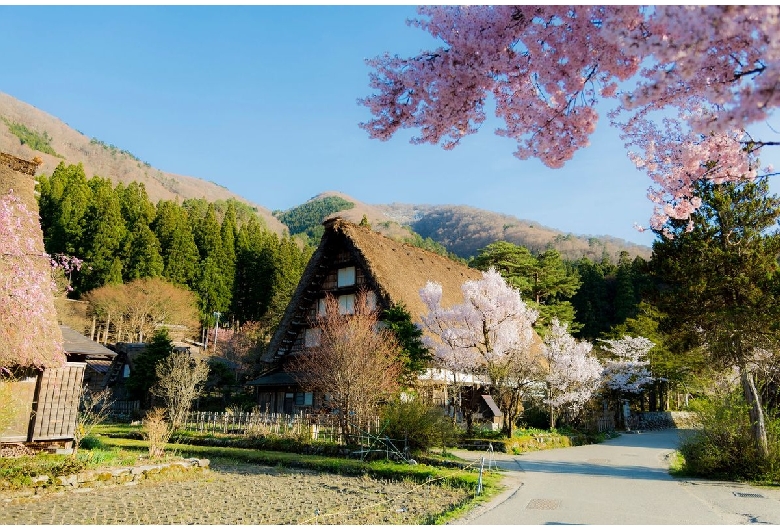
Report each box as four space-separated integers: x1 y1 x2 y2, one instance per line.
330 218 482 322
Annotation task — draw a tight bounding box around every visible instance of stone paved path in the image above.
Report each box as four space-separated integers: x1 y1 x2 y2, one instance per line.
0 461 469 525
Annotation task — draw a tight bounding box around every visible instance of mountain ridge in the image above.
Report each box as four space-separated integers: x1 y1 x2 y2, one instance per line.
0 91 287 234
1 91 650 262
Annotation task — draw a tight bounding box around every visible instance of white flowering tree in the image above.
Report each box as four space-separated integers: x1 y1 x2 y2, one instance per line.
420 269 543 435
543 319 603 429
600 335 655 428
601 335 655 394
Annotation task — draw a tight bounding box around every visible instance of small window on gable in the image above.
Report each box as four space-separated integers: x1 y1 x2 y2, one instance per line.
304 328 321 348
123 365 130 378
337 266 356 287
317 298 327 317
338 293 355 315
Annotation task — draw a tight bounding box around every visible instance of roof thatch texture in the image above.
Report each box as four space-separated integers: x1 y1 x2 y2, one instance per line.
332 219 482 322
263 218 482 363
0 152 65 369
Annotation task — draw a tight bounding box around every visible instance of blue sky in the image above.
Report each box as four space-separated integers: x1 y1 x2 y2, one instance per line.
2 5 776 248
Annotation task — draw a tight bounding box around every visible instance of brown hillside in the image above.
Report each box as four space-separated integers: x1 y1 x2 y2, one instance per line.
0 91 286 234
376 203 652 262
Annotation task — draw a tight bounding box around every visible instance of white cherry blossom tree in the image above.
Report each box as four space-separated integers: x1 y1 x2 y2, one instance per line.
543 319 602 429
600 335 655 394
420 268 543 434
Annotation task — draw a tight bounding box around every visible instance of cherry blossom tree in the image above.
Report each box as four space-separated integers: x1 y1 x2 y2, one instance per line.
420 268 543 435
542 319 602 429
361 6 780 229
600 335 655 395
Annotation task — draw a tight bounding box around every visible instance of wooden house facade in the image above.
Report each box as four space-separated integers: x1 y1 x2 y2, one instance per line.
249 217 485 415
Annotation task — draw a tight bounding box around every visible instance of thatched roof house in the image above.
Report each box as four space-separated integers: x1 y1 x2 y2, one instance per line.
252 217 484 414
262 217 482 364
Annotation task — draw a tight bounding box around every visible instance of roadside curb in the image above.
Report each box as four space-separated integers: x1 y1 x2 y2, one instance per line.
450 469 524 524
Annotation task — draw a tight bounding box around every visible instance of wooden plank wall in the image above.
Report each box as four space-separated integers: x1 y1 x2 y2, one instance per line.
31 362 85 441
0 377 37 442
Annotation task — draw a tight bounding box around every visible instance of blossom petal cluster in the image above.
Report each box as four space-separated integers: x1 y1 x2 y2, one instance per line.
419 268 538 375
543 319 602 414
600 335 654 394
361 6 780 229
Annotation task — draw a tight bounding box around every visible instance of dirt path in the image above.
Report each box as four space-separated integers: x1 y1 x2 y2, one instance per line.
0 460 470 525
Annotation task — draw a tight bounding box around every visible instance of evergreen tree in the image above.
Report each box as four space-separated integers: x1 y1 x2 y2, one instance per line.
233 217 277 323
613 251 637 324
152 200 200 287
46 162 91 256
651 177 780 458
78 176 126 293
471 241 581 330
125 328 174 407
123 222 164 281
381 303 432 385
265 235 314 330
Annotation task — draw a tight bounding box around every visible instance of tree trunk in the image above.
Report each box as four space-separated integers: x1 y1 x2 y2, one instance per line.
104 313 111 344
741 366 769 460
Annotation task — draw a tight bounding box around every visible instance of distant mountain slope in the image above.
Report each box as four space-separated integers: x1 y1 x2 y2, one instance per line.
0 91 286 234
277 192 651 262
375 203 652 262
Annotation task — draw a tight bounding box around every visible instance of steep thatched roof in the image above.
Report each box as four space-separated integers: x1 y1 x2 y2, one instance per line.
0 152 65 369
263 218 482 363
333 218 482 322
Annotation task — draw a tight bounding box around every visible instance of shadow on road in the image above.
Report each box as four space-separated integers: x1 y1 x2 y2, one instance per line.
597 429 695 450
516 458 674 481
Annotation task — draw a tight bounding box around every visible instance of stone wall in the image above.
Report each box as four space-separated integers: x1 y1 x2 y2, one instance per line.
634 411 700 430
1 458 210 500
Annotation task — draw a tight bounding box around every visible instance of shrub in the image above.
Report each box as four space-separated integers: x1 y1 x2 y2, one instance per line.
381 398 457 452
678 394 780 481
142 408 172 458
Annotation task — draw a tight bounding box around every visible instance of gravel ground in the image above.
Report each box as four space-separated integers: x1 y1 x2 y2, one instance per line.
0 460 471 525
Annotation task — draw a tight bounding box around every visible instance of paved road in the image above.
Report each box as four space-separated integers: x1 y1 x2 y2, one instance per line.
453 430 780 525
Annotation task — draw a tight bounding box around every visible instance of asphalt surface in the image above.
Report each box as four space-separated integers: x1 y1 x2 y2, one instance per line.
452 429 780 525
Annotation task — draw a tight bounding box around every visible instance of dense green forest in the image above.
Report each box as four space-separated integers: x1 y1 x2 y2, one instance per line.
36 162 313 333
274 196 355 242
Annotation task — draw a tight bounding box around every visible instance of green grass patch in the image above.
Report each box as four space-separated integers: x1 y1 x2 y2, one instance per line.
0 447 144 490
668 450 686 477
1 117 62 157
460 427 614 455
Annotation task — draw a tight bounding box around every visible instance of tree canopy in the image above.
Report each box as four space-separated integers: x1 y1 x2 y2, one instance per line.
361 6 779 229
